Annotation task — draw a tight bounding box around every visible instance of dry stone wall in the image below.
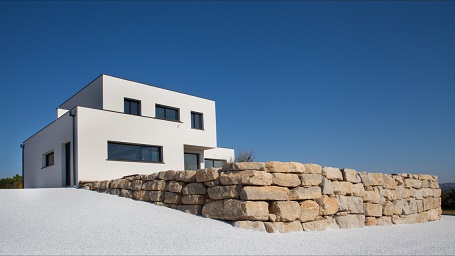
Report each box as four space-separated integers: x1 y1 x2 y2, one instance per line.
80 161 441 233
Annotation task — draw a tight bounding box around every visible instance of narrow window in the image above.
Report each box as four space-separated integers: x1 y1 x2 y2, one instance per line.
191 112 203 130
205 158 226 168
108 142 162 163
44 152 54 167
155 104 179 121
124 98 141 116
184 153 199 170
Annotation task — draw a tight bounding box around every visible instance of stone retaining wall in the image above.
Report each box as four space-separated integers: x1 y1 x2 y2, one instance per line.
80 161 442 233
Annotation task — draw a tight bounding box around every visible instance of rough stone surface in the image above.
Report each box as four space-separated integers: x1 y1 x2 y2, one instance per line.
377 216 393 226
264 162 306 173
383 201 394 216
317 196 339 215
149 191 165 202
321 178 334 195
207 185 242 200
364 203 383 217
202 199 269 221
182 183 206 195
176 205 202 215
264 221 303 233
272 173 301 187
322 167 343 181
269 201 301 222
223 162 265 171
133 190 150 201
164 192 182 204
347 196 364 214
335 215 365 229
241 186 289 201
163 170 176 181
363 190 381 204
332 181 353 195
365 217 377 226
289 186 321 200
233 221 266 232
301 218 339 231
175 170 197 183
299 174 323 186
143 180 167 191
181 195 205 205
196 168 221 182
303 164 323 174
299 200 320 222
220 170 273 186
167 181 184 193
342 168 361 183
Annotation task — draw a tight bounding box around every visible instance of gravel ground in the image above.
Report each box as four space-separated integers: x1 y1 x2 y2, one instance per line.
0 188 454 255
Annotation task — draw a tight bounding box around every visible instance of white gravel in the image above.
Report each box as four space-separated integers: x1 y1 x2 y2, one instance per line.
0 188 454 255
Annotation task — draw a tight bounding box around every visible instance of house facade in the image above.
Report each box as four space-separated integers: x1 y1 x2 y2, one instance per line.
22 74 234 188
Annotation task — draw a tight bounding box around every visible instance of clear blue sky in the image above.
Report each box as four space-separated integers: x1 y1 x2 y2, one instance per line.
1 1 454 183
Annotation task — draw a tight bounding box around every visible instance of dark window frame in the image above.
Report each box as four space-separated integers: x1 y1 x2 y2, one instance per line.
124 98 141 116
155 104 180 122
191 111 204 130
204 158 226 168
184 152 200 170
43 151 54 168
107 141 163 163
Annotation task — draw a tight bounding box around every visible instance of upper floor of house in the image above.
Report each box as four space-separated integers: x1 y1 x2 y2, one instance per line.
57 74 217 134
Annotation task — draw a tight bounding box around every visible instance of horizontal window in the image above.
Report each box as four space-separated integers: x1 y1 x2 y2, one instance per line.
44 151 54 168
191 112 203 130
124 98 141 116
156 104 179 121
108 142 162 163
205 158 226 168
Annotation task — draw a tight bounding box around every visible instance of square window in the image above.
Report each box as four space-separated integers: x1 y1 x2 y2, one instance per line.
191 112 203 130
44 152 54 167
124 98 141 116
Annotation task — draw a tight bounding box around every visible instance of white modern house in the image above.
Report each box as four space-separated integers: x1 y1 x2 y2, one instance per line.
22 74 234 188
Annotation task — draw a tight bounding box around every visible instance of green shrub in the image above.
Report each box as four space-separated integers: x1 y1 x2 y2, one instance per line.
441 189 455 210
0 174 23 189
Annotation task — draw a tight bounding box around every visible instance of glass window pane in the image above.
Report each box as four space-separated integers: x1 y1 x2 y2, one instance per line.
214 160 224 168
124 100 130 114
131 101 138 115
151 147 161 162
184 153 199 170
108 142 161 162
166 108 178 121
205 159 214 168
156 106 165 119
46 152 54 166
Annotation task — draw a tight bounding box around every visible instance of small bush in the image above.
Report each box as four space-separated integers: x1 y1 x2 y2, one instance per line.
441 189 455 210
0 174 23 189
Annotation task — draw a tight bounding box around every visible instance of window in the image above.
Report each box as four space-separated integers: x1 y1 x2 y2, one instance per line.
108 142 162 163
191 112 203 130
155 104 179 121
205 158 226 168
124 98 141 116
44 151 54 167
184 153 199 170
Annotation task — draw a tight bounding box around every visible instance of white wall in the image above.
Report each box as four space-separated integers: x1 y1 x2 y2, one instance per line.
204 147 235 163
58 75 103 117
102 75 217 148
23 113 73 188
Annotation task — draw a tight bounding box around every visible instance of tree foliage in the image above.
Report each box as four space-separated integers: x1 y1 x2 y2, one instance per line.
0 174 23 189
235 149 254 162
442 189 455 210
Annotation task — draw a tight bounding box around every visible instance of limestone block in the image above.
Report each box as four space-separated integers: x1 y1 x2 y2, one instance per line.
377 216 392 226
207 185 242 200
164 192 182 204
120 180 131 189
382 201 394 216
347 196 364 214
202 199 269 221
167 181 185 193
299 174 323 186
393 200 403 215
156 171 166 180
303 164 323 174
335 215 365 229
419 174 433 180
342 168 361 183
196 168 221 182
149 191 165 202
365 217 377 226
110 189 120 196
383 175 397 189
434 189 442 197
409 198 418 214
233 221 266 232
177 205 202 215
268 214 277 222
119 189 133 198
321 178 334 195
416 199 423 213
264 221 303 233
352 183 365 197
272 173 301 187
241 186 290 201
380 189 397 201
264 161 306 173
269 201 301 222
395 186 406 200
164 203 178 209
358 172 383 186
220 170 273 186
146 173 157 180
204 180 221 187
133 190 150 201
336 195 349 212
181 195 205 205
322 167 343 181
182 183 206 195
110 179 121 189
393 175 404 186
418 211 429 223
402 200 411 215
301 218 338 231
364 203 382 217
332 181 353 195
143 180 167 191
299 200 320 222
223 162 265 171
363 190 381 204
289 186 321 200
316 196 339 215
392 215 409 225
421 180 430 188
428 208 441 221
163 170 176 181
175 170 197 183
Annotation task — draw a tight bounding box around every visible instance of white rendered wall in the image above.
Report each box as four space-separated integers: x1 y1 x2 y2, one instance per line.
101 75 217 148
204 147 235 163
23 113 73 188
58 75 103 117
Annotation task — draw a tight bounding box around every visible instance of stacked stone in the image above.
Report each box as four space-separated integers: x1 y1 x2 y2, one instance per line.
80 161 441 233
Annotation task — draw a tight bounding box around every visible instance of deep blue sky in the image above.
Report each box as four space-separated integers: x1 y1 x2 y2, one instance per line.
1 1 454 183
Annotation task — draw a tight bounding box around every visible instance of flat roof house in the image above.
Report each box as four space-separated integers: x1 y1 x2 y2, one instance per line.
22 74 234 188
